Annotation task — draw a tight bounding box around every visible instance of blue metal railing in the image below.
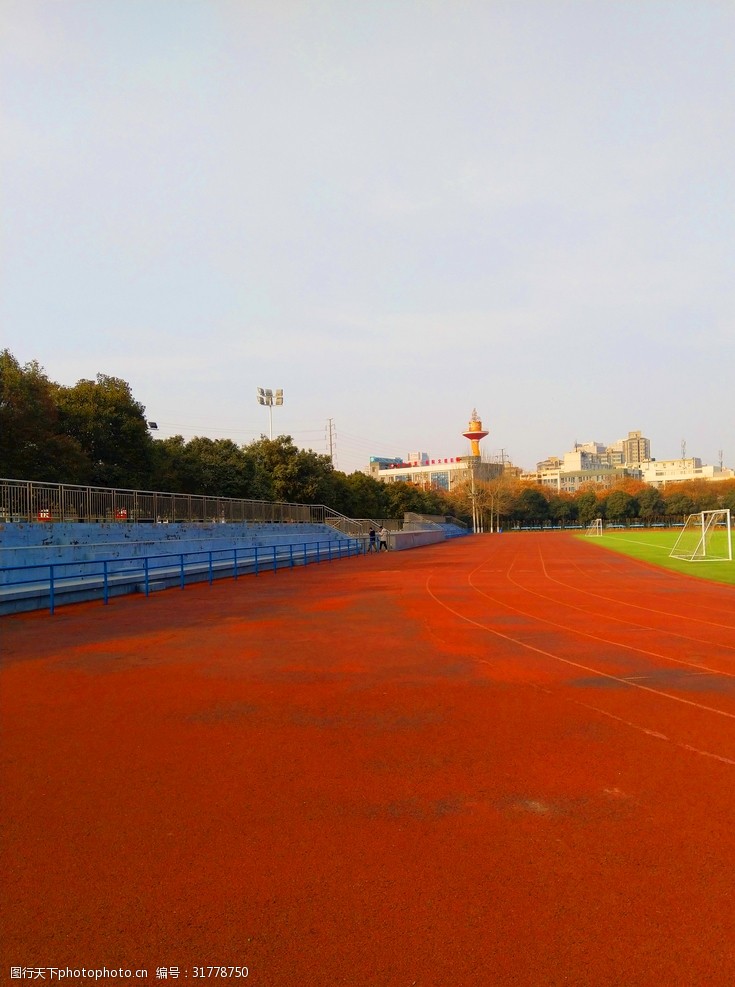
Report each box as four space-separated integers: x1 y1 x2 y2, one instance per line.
1 536 364 615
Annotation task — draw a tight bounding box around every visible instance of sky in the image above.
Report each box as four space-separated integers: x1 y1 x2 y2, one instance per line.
2 0 734 475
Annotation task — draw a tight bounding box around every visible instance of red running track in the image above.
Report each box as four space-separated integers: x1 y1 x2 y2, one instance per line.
2 531 735 986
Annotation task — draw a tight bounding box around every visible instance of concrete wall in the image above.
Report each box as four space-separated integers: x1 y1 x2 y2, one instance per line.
389 530 445 551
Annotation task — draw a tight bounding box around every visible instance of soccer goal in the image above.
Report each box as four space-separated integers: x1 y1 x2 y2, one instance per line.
586 517 603 537
670 509 732 562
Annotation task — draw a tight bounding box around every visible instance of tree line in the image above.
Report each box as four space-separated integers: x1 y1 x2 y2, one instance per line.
2 349 733 526
491 479 735 529
0 350 447 519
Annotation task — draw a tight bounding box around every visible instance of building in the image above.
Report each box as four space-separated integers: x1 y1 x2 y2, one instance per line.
527 432 650 492
621 430 651 465
528 464 633 494
369 410 504 493
639 459 735 487
369 455 502 492
527 429 733 490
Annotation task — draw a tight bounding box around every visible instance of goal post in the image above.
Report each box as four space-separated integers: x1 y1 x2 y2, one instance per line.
586 517 603 537
670 509 732 562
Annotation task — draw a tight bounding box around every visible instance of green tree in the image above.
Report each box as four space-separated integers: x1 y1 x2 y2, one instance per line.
719 484 735 512
150 435 189 492
384 481 445 518
56 374 154 487
664 491 694 518
331 470 390 519
638 486 665 521
511 487 550 526
0 350 89 481
548 493 577 527
178 437 253 498
575 490 600 525
605 490 638 523
244 435 334 503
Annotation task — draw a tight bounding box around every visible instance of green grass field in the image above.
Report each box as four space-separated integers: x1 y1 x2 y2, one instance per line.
576 528 735 588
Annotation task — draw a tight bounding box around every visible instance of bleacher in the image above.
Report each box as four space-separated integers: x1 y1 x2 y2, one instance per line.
0 521 360 615
0 479 470 615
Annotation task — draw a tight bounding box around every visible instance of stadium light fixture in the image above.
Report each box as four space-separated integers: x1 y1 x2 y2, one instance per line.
256 387 284 439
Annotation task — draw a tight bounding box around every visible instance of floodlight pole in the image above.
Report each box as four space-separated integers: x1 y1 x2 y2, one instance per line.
256 387 284 440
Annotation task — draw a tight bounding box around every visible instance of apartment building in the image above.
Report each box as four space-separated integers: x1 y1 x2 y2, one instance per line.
639 459 735 487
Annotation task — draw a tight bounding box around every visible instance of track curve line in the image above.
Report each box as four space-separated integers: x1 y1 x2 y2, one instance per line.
425 568 735 724
543 544 735 630
466 559 735 680
530 549 735 653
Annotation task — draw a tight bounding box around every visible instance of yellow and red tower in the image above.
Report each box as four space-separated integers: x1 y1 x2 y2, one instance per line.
462 409 488 458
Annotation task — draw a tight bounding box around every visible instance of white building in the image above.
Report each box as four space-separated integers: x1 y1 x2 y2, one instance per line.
528 465 632 494
639 459 735 487
369 455 502 492
528 432 649 491
528 429 732 491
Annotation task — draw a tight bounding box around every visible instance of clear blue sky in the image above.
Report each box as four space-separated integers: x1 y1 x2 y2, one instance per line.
2 0 733 474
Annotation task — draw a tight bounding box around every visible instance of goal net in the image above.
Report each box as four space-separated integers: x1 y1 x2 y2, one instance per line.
670 509 732 562
586 517 603 537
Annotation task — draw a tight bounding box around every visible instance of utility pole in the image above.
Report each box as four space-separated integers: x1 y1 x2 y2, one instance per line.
326 418 335 464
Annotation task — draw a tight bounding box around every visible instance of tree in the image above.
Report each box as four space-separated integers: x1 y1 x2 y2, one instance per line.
244 435 334 503
575 490 600 525
638 486 665 521
384 481 445 518
0 350 89 481
331 470 390 519
56 374 154 487
178 437 253 498
605 489 638 523
664 491 694 518
719 483 735 513
510 487 550 527
150 435 189 492
548 492 577 527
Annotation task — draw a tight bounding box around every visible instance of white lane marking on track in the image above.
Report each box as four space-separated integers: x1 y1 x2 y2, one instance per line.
678 745 735 766
471 557 735 680
535 549 735 654
427 563 735 765
573 701 735 764
576 702 670 739
426 571 735 721
544 546 735 630
425 556 735 781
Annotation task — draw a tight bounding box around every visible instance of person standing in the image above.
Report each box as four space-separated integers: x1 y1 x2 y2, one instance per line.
367 528 377 553
379 526 389 552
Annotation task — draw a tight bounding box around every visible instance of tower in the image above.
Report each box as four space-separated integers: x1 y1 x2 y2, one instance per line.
463 409 489 458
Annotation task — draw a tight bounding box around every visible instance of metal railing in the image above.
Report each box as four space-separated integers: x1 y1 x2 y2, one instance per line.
0 480 462 537
0 478 344 527
404 512 469 531
326 517 406 537
1 536 364 615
